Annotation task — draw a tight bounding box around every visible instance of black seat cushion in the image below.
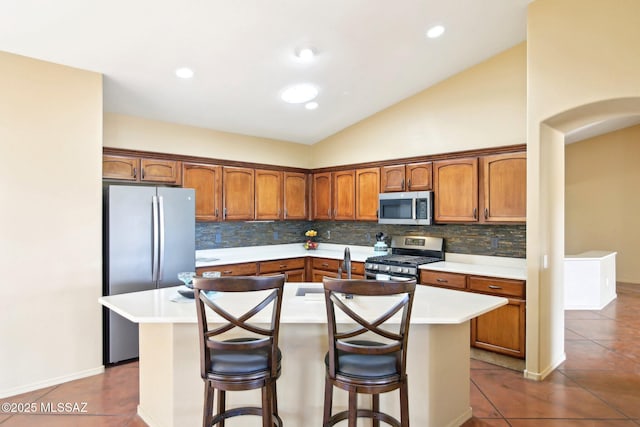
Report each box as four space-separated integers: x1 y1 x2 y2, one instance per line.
325 340 399 379
209 338 281 376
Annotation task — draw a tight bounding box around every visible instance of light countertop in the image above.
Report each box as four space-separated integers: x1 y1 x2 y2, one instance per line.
420 261 526 281
99 282 507 325
196 243 376 267
565 251 617 260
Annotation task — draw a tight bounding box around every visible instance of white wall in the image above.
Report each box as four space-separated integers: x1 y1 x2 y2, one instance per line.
0 52 103 397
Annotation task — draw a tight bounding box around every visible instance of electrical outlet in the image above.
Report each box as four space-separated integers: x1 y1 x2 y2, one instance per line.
365 232 371 242
215 232 222 243
273 231 279 240
491 237 499 249
326 230 331 239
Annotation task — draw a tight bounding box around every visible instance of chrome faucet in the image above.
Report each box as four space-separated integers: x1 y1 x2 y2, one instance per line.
342 247 352 279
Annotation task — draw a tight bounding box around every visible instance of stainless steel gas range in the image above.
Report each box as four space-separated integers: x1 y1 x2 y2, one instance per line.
364 235 445 280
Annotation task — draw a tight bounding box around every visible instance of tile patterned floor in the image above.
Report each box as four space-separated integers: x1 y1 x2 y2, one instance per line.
1 283 639 426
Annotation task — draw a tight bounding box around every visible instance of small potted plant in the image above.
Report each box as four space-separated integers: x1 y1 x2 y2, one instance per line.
304 229 318 250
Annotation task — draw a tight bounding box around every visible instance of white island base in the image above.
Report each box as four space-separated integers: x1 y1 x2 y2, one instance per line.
100 283 507 427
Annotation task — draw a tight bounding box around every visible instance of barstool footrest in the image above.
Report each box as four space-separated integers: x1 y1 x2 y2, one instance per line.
210 406 283 427
325 408 401 427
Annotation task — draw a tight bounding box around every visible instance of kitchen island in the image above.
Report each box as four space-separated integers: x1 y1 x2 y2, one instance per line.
100 282 507 427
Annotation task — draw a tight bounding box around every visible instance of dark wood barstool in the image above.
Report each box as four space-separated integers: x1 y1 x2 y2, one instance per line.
322 278 417 427
193 275 285 427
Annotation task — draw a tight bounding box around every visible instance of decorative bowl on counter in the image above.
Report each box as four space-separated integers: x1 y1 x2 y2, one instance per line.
304 241 318 250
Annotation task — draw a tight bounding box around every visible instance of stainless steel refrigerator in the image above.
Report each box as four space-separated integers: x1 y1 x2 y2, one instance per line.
103 184 195 364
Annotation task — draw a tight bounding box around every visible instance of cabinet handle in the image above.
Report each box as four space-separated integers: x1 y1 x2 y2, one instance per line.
133 167 137 179
407 179 412 189
284 208 287 219
484 208 488 219
279 264 287 268
436 278 448 283
327 208 331 218
488 285 503 290
322 263 329 267
473 208 477 219
223 208 227 219
215 208 219 217
222 270 232 274
141 168 145 179
401 179 405 189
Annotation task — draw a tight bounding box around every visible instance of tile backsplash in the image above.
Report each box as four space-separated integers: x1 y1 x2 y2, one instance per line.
196 221 525 258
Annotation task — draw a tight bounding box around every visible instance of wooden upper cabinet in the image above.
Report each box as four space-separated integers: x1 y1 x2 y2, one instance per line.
406 162 432 191
103 155 181 184
223 166 254 221
433 158 479 223
283 172 308 220
355 167 380 221
140 158 181 184
103 155 140 180
182 163 222 222
380 162 432 192
380 165 406 192
312 172 332 220
333 170 355 220
480 152 526 223
255 169 283 220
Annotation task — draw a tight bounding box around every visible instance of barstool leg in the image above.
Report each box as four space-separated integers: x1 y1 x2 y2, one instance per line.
400 381 409 427
348 391 357 427
372 393 380 427
272 381 279 422
203 383 214 427
217 390 226 427
261 384 273 427
323 377 333 426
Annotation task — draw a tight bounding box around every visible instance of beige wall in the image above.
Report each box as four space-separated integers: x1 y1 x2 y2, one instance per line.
0 52 103 396
527 0 640 379
565 124 640 283
311 43 526 168
104 113 313 169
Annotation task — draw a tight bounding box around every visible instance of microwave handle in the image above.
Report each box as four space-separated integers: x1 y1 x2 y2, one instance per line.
412 198 418 220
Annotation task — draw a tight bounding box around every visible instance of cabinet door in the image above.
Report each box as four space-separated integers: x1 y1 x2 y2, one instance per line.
255 169 283 220
480 152 526 223
333 170 355 220
471 299 526 359
433 158 478 223
223 166 255 221
355 167 380 221
380 165 406 192
406 162 432 191
103 155 140 180
420 270 467 290
283 172 308 220
312 172 332 220
140 158 181 184
182 163 222 221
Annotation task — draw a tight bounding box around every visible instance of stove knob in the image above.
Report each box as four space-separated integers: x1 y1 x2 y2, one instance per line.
382 265 390 272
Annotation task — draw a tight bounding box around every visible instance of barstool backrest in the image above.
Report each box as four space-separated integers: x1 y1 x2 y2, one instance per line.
192 275 285 379
322 278 416 379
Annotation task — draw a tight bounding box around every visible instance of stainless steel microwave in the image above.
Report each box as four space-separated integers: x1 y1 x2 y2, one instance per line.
378 191 433 225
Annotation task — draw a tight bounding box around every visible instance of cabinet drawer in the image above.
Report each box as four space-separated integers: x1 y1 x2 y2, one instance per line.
196 262 257 277
312 258 340 271
420 270 466 289
351 261 365 275
259 258 305 274
468 276 525 298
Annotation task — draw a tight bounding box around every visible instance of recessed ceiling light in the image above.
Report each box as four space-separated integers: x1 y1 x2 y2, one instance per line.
296 47 315 61
305 101 319 110
280 83 318 104
426 25 445 39
175 67 194 79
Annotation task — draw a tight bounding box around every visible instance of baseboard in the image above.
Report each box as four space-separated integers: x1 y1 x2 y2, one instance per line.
444 406 473 427
0 366 105 399
524 352 566 381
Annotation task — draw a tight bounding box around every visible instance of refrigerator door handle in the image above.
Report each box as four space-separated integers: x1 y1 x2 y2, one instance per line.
158 195 166 281
152 195 160 282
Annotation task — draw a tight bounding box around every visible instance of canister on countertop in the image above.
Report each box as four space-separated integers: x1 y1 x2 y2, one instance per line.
373 232 390 254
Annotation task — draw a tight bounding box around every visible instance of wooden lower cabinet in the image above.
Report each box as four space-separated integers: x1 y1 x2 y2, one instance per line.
311 257 364 282
420 270 526 359
196 262 257 277
471 298 526 358
259 258 305 282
